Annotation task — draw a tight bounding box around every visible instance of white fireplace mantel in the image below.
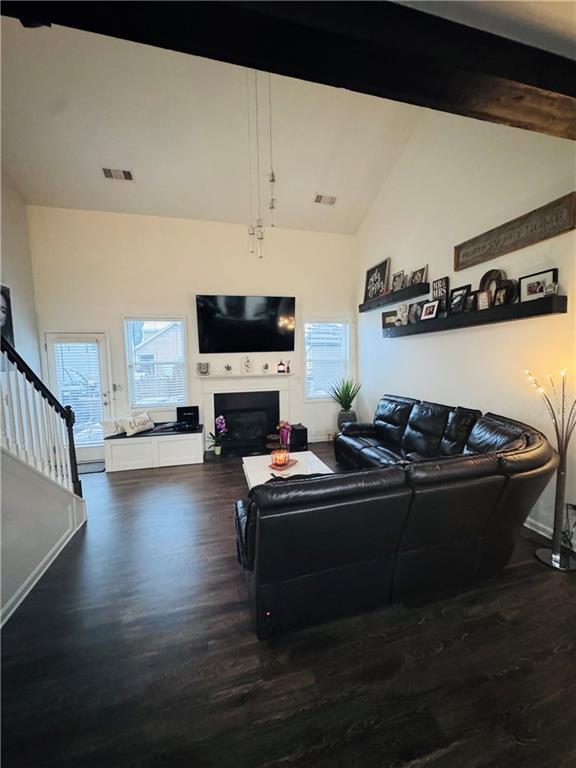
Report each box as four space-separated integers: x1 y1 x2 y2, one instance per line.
200 376 292 450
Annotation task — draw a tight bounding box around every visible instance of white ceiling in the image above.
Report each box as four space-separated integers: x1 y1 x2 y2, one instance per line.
3 3 574 234
1 17 423 235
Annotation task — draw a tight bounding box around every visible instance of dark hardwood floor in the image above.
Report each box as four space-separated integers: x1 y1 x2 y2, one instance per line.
2 443 575 768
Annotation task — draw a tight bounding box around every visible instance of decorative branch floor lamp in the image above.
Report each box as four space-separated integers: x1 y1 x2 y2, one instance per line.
525 368 576 572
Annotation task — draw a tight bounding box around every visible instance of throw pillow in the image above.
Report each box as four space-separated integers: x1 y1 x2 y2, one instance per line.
102 419 127 438
121 412 155 437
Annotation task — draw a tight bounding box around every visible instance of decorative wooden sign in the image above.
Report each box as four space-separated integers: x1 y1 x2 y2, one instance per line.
454 192 576 271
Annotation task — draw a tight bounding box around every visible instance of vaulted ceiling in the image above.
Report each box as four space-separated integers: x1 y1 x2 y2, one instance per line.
1 17 423 234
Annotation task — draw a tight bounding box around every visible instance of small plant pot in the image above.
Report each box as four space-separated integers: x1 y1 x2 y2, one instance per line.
337 410 357 429
214 446 222 457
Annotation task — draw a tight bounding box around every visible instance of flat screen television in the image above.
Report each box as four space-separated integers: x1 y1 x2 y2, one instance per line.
196 295 296 353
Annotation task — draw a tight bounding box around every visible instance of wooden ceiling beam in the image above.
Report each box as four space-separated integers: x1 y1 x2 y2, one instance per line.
3 1 575 140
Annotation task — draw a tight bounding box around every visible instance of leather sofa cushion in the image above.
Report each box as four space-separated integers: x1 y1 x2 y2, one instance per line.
498 430 558 475
407 453 500 486
234 500 256 570
358 446 404 467
401 401 450 456
251 466 406 511
464 415 526 454
439 407 481 455
373 396 417 445
338 422 376 437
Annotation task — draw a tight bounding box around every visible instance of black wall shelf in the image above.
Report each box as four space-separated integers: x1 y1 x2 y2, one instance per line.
382 295 568 338
359 283 430 313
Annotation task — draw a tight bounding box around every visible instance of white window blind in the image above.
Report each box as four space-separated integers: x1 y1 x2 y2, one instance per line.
305 322 349 399
53 341 104 446
124 319 186 407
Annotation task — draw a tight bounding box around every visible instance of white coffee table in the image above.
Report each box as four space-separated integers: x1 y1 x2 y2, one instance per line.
242 450 333 490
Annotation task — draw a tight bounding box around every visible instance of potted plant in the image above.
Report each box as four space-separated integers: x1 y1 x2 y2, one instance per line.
208 414 228 456
329 378 361 429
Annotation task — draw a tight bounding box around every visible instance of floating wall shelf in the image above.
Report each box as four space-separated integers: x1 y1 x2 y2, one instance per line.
358 283 430 313
382 295 568 338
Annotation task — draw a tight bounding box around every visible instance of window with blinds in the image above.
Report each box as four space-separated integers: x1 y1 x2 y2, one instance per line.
304 321 349 399
124 319 187 407
53 341 104 446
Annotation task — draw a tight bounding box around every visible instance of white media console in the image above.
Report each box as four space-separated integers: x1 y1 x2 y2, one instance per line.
104 426 204 472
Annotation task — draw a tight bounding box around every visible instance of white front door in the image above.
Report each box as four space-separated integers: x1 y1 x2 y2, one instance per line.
45 333 112 462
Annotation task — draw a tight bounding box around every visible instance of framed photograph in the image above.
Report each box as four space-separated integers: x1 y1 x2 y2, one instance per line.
363 259 390 303
464 291 477 312
408 302 423 323
477 290 492 310
494 288 507 306
396 303 409 326
519 269 559 302
1 284 14 347
421 300 439 320
381 311 397 327
432 277 449 313
391 271 404 293
449 284 471 315
410 266 428 286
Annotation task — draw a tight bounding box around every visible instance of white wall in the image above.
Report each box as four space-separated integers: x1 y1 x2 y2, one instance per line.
1 173 41 372
27 207 358 441
1 448 87 625
356 110 576 531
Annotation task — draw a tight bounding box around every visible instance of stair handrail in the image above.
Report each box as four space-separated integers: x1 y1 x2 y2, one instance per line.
1 335 82 497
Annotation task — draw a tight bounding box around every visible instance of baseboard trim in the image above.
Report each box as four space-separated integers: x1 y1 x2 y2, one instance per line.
0 510 86 627
524 517 553 541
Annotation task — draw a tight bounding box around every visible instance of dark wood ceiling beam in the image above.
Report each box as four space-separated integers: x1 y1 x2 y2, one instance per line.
2 1 575 140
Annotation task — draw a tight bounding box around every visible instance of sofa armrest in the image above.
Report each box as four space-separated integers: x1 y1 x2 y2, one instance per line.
234 500 255 571
338 422 376 437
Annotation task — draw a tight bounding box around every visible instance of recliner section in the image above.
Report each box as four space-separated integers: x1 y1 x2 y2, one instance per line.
236 395 558 639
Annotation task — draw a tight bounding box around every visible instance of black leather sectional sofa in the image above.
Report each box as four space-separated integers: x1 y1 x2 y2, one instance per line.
235 395 557 639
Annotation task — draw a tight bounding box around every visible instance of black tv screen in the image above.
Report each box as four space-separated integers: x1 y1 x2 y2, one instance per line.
196 295 296 353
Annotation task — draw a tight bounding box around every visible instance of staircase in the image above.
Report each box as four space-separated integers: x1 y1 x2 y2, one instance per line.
1 336 87 625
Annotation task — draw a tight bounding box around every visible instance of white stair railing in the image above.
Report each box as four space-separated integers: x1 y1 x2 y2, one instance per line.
1 337 82 497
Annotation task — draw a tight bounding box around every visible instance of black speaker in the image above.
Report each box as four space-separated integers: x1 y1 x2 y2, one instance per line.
290 423 308 452
176 406 199 428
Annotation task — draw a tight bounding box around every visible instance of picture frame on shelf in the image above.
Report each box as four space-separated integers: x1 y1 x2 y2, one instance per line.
477 290 492 310
382 310 397 327
396 304 409 326
449 285 471 314
363 259 390 303
464 291 477 312
410 266 428 285
408 302 423 324
391 271 404 292
494 288 507 306
432 276 449 314
421 300 439 320
519 269 559 302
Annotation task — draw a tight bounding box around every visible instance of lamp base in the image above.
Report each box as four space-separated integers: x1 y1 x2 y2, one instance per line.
535 547 576 572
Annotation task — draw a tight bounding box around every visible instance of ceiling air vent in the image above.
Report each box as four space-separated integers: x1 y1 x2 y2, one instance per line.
102 168 134 181
314 193 337 205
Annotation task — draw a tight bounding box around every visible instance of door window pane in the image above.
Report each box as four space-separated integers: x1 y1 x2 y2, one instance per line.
53 342 104 445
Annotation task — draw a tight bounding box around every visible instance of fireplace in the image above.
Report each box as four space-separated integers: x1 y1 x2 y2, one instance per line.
214 391 279 455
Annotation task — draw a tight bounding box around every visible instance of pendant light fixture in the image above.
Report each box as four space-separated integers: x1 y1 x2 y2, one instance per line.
246 71 277 258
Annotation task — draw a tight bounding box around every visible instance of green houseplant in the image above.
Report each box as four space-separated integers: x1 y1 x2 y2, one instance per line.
329 378 362 429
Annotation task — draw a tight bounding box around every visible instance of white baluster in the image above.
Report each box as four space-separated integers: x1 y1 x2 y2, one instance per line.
5 366 22 460
21 375 36 466
29 385 43 472
0 358 10 451
52 409 66 488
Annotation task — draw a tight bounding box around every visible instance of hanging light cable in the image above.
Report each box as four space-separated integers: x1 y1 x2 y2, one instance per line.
254 70 264 258
246 71 255 255
268 73 276 227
